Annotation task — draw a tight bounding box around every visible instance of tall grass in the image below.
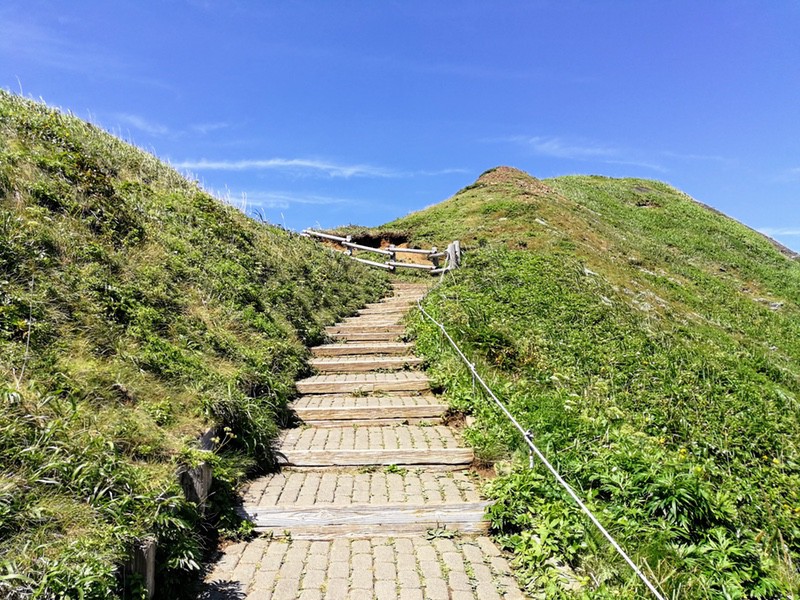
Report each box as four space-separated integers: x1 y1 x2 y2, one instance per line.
0 90 389 598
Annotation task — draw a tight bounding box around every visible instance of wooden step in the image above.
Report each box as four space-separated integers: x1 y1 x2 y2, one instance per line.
241 501 490 538
296 372 430 394
341 317 401 325
299 417 442 427
328 331 403 342
310 356 423 373
358 307 408 319
311 342 413 357
364 301 414 310
277 448 474 468
293 400 447 423
326 324 405 334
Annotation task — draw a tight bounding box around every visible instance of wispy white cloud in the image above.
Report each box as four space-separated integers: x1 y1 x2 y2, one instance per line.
604 159 668 173
0 17 120 74
174 158 467 179
189 122 229 135
779 167 800 182
111 114 230 139
414 168 470 176
115 113 171 137
174 157 397 178
0 12 171 90
503 135 666 172
511 135 619 160
226 190 360 210
662 151 738 171
662 151 731 163
758 227 800 237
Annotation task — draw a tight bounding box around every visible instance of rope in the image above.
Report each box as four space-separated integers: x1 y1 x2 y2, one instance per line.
415 297 667 600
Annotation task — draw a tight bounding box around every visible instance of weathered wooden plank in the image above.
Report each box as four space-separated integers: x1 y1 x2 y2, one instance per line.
327 331 404 342
247 520 490 539
311 343 412 357
351 256 394 270
310 356 423 373
388 261 435 271
364 301 414 310
356 309 410 318
292 394 442 407
293 403 446 421
300 417 442 427
296 375 430 394
342 241 393 256
390 247 437 256
278 448 473 467
242 501 490 529
325 324 405 334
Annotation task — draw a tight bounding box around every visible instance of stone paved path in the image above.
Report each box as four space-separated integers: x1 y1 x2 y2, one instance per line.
201 283 526 599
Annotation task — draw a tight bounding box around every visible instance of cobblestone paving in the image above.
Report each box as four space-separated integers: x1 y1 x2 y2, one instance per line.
243 469 483 507
279 425 462 452
292 395 442 410
202 536 525 600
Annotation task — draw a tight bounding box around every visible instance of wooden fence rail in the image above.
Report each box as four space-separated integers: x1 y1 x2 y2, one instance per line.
302 229 461 274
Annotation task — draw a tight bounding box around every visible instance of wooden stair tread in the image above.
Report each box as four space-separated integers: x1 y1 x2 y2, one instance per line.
311 342 413 357
310 356 423 372
296 372 430 394
326 324 405 334
277 448 474 468
293 394 442 408
240 501 490 537
327 331 404 341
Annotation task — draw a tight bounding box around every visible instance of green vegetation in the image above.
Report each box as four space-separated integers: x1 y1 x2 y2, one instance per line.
391 167 800 598
0 90 389 598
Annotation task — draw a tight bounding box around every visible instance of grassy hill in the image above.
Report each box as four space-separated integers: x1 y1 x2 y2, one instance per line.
0 91 389 598
382 167 800 598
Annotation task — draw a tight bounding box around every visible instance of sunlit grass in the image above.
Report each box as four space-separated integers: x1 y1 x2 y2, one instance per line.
401 167 800 598
0 90 390 598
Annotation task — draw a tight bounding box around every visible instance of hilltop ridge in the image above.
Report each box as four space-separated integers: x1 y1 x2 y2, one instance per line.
387 167 800 597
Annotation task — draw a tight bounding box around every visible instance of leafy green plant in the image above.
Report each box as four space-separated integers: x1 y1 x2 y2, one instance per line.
399 167 800 597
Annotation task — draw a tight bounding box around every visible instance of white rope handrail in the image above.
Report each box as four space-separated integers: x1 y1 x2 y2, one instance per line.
415 298 667 600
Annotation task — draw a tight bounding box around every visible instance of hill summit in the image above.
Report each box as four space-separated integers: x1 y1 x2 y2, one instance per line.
384 167 800 597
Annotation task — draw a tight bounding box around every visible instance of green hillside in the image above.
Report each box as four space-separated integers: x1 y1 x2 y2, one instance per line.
387 167 800 598
0 91 389 598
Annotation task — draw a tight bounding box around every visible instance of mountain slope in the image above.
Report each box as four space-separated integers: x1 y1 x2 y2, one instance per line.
386 167 800 597
0 91 389 598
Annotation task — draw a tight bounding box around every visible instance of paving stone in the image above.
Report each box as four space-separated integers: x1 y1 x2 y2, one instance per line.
375 580 397 600
324 578 349 599
424 577 450 600
302 570 323 588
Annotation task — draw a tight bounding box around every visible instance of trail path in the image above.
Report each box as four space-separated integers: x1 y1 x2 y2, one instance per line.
201 283 526 599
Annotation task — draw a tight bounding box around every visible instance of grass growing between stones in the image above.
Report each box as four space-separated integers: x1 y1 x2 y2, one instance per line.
0 91 389 598
397 168 800 598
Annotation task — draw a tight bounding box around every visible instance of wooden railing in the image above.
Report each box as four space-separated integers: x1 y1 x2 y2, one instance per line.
302 229 462 274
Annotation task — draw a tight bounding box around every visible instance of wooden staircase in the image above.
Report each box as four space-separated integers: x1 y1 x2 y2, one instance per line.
239 282 491 539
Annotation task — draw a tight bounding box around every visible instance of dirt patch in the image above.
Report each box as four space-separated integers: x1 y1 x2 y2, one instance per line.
476 166 558 196
441 409 467 428
471 463 498 480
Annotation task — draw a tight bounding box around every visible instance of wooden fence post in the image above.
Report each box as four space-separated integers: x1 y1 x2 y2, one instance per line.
124 537 157 599
177 460 214 517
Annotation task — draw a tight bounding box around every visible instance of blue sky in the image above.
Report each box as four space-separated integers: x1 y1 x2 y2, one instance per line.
2 1 799 249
